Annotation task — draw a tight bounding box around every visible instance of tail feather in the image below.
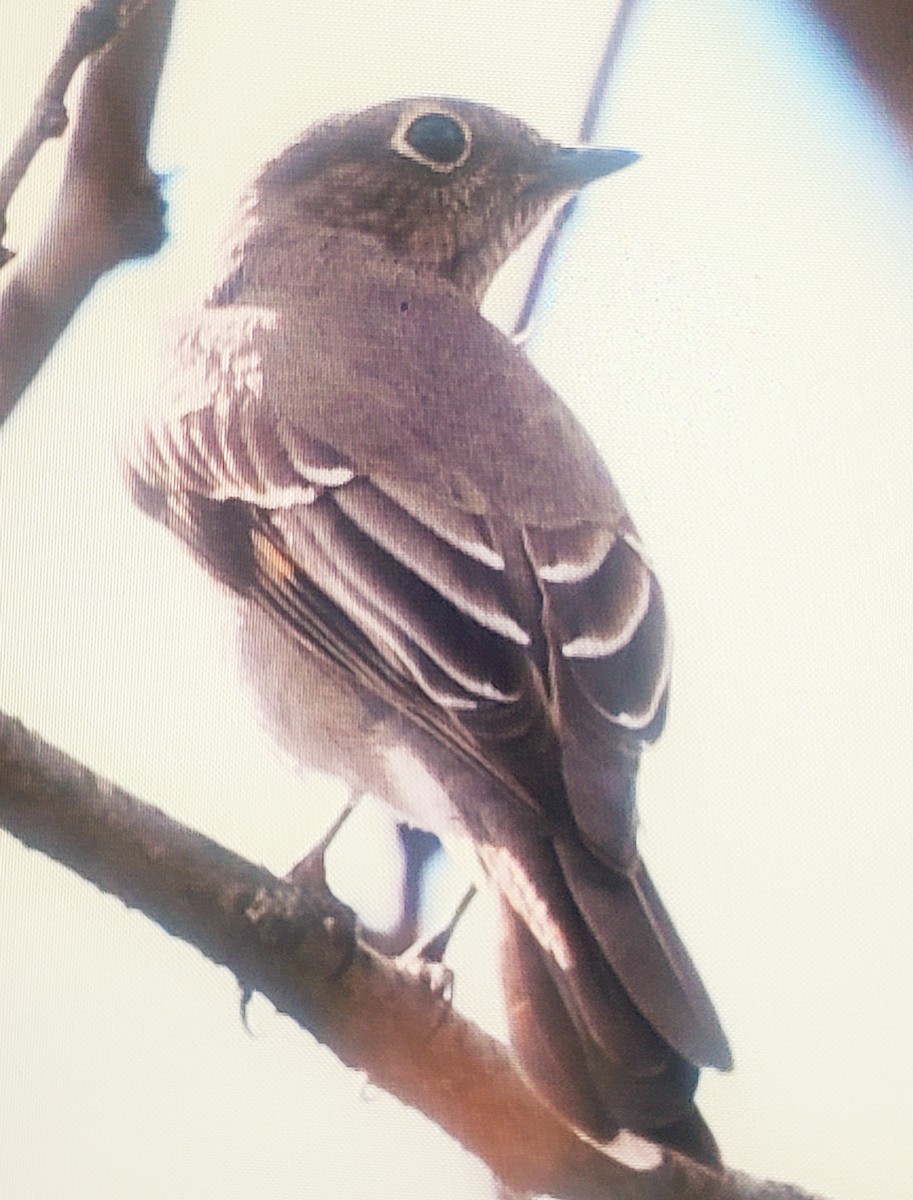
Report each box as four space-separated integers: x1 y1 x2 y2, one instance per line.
491 816 730 1169
499 901 721 1165
499 899 722 1166
553 837 732 1071
500 900 611 1136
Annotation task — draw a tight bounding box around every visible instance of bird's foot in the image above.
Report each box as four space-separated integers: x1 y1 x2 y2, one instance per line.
393 883 477 1002
395 946 455 1003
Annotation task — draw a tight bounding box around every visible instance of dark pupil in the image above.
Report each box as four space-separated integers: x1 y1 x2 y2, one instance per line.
405 114 466 164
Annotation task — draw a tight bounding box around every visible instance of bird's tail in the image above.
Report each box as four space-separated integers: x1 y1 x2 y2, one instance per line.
496 842 729 1168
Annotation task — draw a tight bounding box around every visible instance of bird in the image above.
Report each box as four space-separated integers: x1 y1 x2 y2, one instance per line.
125 97 732 1167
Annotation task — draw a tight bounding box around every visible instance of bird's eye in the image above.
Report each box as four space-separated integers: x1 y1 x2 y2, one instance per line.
406 114 466 163
392 110 471 172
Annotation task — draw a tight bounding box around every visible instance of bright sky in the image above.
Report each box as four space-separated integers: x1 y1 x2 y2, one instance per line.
1 2 912 1198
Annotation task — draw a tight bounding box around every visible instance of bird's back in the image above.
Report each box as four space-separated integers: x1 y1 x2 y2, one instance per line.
230 227 627 529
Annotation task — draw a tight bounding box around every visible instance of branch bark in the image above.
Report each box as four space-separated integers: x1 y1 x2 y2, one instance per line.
0 710 829 1200
0 0 175 423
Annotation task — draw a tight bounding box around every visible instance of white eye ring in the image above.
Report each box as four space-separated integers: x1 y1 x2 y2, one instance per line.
390 107 472 173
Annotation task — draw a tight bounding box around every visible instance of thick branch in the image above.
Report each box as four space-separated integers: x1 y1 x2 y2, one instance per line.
0 0 175 422
0 710 829 1200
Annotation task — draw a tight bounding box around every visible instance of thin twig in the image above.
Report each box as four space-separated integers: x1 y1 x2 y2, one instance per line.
511 0 641 342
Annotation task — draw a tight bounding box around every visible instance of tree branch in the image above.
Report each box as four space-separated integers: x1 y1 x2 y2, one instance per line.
0 709 830 1200
0 0 122 263
511 0 640 342
0 0 175 423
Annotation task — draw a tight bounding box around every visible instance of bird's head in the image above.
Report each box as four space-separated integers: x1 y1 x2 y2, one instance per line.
253 97 638 301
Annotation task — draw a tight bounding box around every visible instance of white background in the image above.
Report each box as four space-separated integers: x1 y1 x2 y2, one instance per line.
2 2 911 1198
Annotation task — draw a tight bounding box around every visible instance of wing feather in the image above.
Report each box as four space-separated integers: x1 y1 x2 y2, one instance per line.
127 372 532 720
525 524 669 740
125 307 668 855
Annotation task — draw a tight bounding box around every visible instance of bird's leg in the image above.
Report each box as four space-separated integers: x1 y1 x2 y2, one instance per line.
415 883 478 963
362 825 441 956
285 793 362 889
395 883 478 1001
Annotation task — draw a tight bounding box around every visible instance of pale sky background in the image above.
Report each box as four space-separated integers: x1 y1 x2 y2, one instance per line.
1 2 912 1198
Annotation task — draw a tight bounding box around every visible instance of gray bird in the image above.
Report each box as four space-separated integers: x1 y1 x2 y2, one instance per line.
126 97 731 1166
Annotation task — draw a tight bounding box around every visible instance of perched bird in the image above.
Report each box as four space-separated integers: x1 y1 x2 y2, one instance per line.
126 97 731 1166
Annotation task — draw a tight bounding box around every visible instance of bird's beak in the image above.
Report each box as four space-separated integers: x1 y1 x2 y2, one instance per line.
551 144 640 188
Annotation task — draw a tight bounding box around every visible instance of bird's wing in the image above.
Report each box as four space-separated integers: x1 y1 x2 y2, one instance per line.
125 305 733 1071
523 519 668 735
127 358 666 826
522 520 670 860
126 367 550 806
